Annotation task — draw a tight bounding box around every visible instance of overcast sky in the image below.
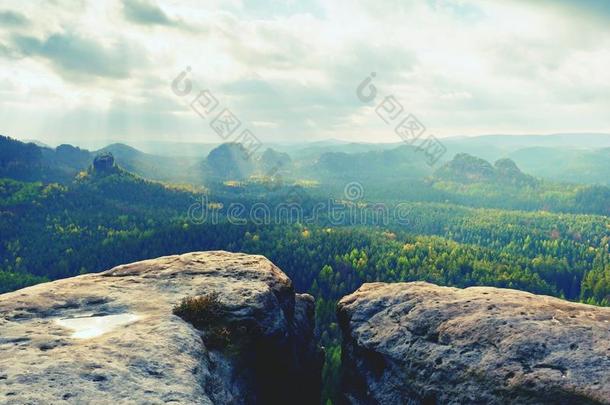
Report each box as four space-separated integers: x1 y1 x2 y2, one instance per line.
1 0 609 146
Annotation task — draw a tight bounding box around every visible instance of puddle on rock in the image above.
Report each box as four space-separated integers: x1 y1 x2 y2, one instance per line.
56 313 141 339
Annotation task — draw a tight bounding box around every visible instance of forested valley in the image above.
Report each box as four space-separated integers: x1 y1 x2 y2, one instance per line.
1 135 609 403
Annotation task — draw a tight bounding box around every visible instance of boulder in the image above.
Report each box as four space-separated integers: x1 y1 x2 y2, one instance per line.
0 251 322 404
338 282 610 404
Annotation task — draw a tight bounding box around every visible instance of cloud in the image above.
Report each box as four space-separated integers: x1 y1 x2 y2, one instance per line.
0 10 29 27
122 0 189 29
1 0 609 144
11 31 146 80
531 0 610 20
0 42 14 58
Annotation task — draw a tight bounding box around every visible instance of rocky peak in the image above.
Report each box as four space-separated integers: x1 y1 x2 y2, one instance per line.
494 157 520 173
92 152 116 173
0 252 322 404
435 153 496 183
55 144 90 162
435 153 536 186
494 158 537 186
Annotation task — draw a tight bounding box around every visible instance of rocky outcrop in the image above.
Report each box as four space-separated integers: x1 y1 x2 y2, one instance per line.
92 152 115 173
338 282 610 405
0 251 322 404
434 153 536 186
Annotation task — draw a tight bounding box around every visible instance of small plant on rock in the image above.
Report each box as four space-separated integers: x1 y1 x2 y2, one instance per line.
173 294 224 328
173 293 231 349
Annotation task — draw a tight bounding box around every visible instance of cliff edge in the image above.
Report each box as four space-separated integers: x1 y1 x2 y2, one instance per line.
0 251 322 404
338 282 610 405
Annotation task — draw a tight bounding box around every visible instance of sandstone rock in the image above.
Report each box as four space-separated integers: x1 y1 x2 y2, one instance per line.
92 152 115 173
0 251 322 404
338 282 610 405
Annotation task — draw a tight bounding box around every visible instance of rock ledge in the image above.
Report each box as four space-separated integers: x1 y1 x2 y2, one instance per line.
338 282 610 405
0 251 322 404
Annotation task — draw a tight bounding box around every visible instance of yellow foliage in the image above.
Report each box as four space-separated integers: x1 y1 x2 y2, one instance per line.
403 243 416 252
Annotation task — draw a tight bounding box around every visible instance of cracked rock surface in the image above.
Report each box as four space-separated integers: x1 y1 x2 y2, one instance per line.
0 251 322 404
338 282 610 405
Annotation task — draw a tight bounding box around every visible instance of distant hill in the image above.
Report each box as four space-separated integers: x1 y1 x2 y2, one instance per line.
21 139 51 148
4 133 610 189
443 133 610 161
203 143 255 180
0 135 91 183
310 145 434 181
116 141 218 158
0 135 45 181
284 142 401 161
258 148 292 174
508 147 610 185
464 133 610 149
435 153 537 186
0 136 203 185
96 143 201 184
434 153 496 183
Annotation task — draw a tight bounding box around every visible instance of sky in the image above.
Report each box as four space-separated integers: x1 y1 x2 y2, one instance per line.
1 0 610 146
